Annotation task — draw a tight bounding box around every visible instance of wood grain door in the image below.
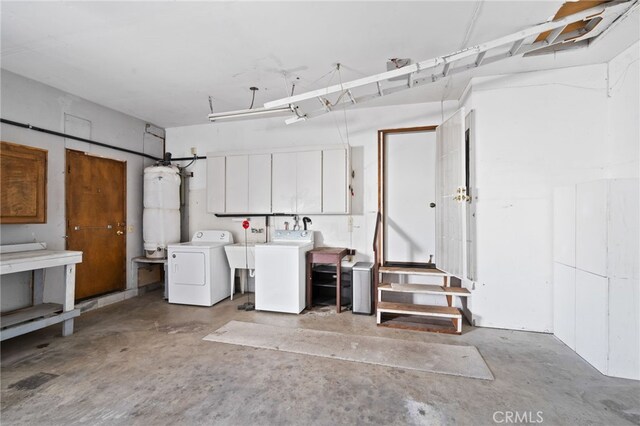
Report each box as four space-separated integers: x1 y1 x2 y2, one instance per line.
66 149 126 300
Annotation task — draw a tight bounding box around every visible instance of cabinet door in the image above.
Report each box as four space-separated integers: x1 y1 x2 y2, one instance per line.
576 180 608 277
553 186 576 267
322 148 348 213
207 156 225 213
296 150 322 213
575 269 609 374
225 155 249 213
553 262 576 350
248 154 272 213
272 152 297 213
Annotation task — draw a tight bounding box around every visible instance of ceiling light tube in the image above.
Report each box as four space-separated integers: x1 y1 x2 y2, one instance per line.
208 105 295 122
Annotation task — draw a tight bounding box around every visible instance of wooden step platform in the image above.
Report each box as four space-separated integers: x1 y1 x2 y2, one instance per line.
378 314 463 335
377 301 461 318
379 266 450 277
379 283 470 297
377 301 463 334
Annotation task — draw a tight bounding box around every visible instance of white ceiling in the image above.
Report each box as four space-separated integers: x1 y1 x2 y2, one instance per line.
1 1 638 128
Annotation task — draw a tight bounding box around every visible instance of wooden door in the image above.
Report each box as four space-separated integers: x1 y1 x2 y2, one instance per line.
66 149 126 300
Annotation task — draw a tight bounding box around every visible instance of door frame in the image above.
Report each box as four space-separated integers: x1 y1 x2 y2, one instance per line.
65 149 127 300
377 125 437 268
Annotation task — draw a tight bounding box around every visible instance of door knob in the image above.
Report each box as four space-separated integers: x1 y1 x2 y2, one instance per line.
116 230 124 235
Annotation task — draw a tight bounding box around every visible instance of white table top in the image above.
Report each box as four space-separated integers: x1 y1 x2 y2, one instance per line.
0 249 83 275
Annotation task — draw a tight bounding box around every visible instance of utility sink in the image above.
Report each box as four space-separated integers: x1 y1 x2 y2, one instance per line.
225 243 256 300
224 243 256 270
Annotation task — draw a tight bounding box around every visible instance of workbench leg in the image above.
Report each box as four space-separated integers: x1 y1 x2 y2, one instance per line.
33 269 44 305
63 264 76 337
336 261 342 314
62 319 74 337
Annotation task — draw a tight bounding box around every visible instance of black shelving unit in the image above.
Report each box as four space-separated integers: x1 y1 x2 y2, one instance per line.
311 264 352 308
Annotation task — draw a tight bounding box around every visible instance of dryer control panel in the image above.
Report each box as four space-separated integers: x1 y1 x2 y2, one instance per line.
191 230 233 243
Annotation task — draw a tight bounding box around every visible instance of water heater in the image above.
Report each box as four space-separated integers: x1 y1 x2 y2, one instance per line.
142 165 180 258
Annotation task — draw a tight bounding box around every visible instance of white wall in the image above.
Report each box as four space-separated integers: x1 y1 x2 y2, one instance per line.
166 101 457 261
605 42 640 179
1 70 163 311
461 44 639 332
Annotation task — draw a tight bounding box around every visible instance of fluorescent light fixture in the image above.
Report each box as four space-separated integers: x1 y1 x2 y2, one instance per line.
208 105 295 122
285 115 307 125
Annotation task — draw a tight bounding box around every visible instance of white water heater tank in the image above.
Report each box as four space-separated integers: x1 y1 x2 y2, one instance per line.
143 165 181 258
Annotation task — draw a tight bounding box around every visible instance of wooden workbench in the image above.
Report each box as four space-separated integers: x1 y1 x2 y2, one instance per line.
306 247 350 313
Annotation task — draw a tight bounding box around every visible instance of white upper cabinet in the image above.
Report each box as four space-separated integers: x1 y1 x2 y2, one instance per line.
322 148 348 213
206 147 350 214
296 150 322 213
248 154 272 213
206 156 225 213
225 155 249 213
272 152 297 213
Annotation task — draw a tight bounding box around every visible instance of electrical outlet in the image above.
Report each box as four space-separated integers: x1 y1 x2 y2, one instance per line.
127 225 134 233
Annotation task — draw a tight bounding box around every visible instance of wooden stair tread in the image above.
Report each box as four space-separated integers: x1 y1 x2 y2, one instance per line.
377 301 461 318
379 283 470 296
379 266 450 277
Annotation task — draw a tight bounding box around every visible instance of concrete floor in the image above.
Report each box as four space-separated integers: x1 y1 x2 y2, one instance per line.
1 290 639 425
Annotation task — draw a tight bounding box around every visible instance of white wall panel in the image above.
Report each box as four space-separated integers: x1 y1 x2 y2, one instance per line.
553 186 576 267
576 180 608 277
608 179 639 279
608 278 640 379
575 269 609 374
553 262 576 350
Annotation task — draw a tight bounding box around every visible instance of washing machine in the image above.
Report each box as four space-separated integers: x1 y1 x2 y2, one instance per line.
167 230 233 306
255 230 314 314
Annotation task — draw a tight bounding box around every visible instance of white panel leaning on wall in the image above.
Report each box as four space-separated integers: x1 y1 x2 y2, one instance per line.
553 178 639 380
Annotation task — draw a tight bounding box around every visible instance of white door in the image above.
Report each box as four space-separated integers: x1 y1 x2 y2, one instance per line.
384 131 437 264
436 108 466 278
170 251 206 285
